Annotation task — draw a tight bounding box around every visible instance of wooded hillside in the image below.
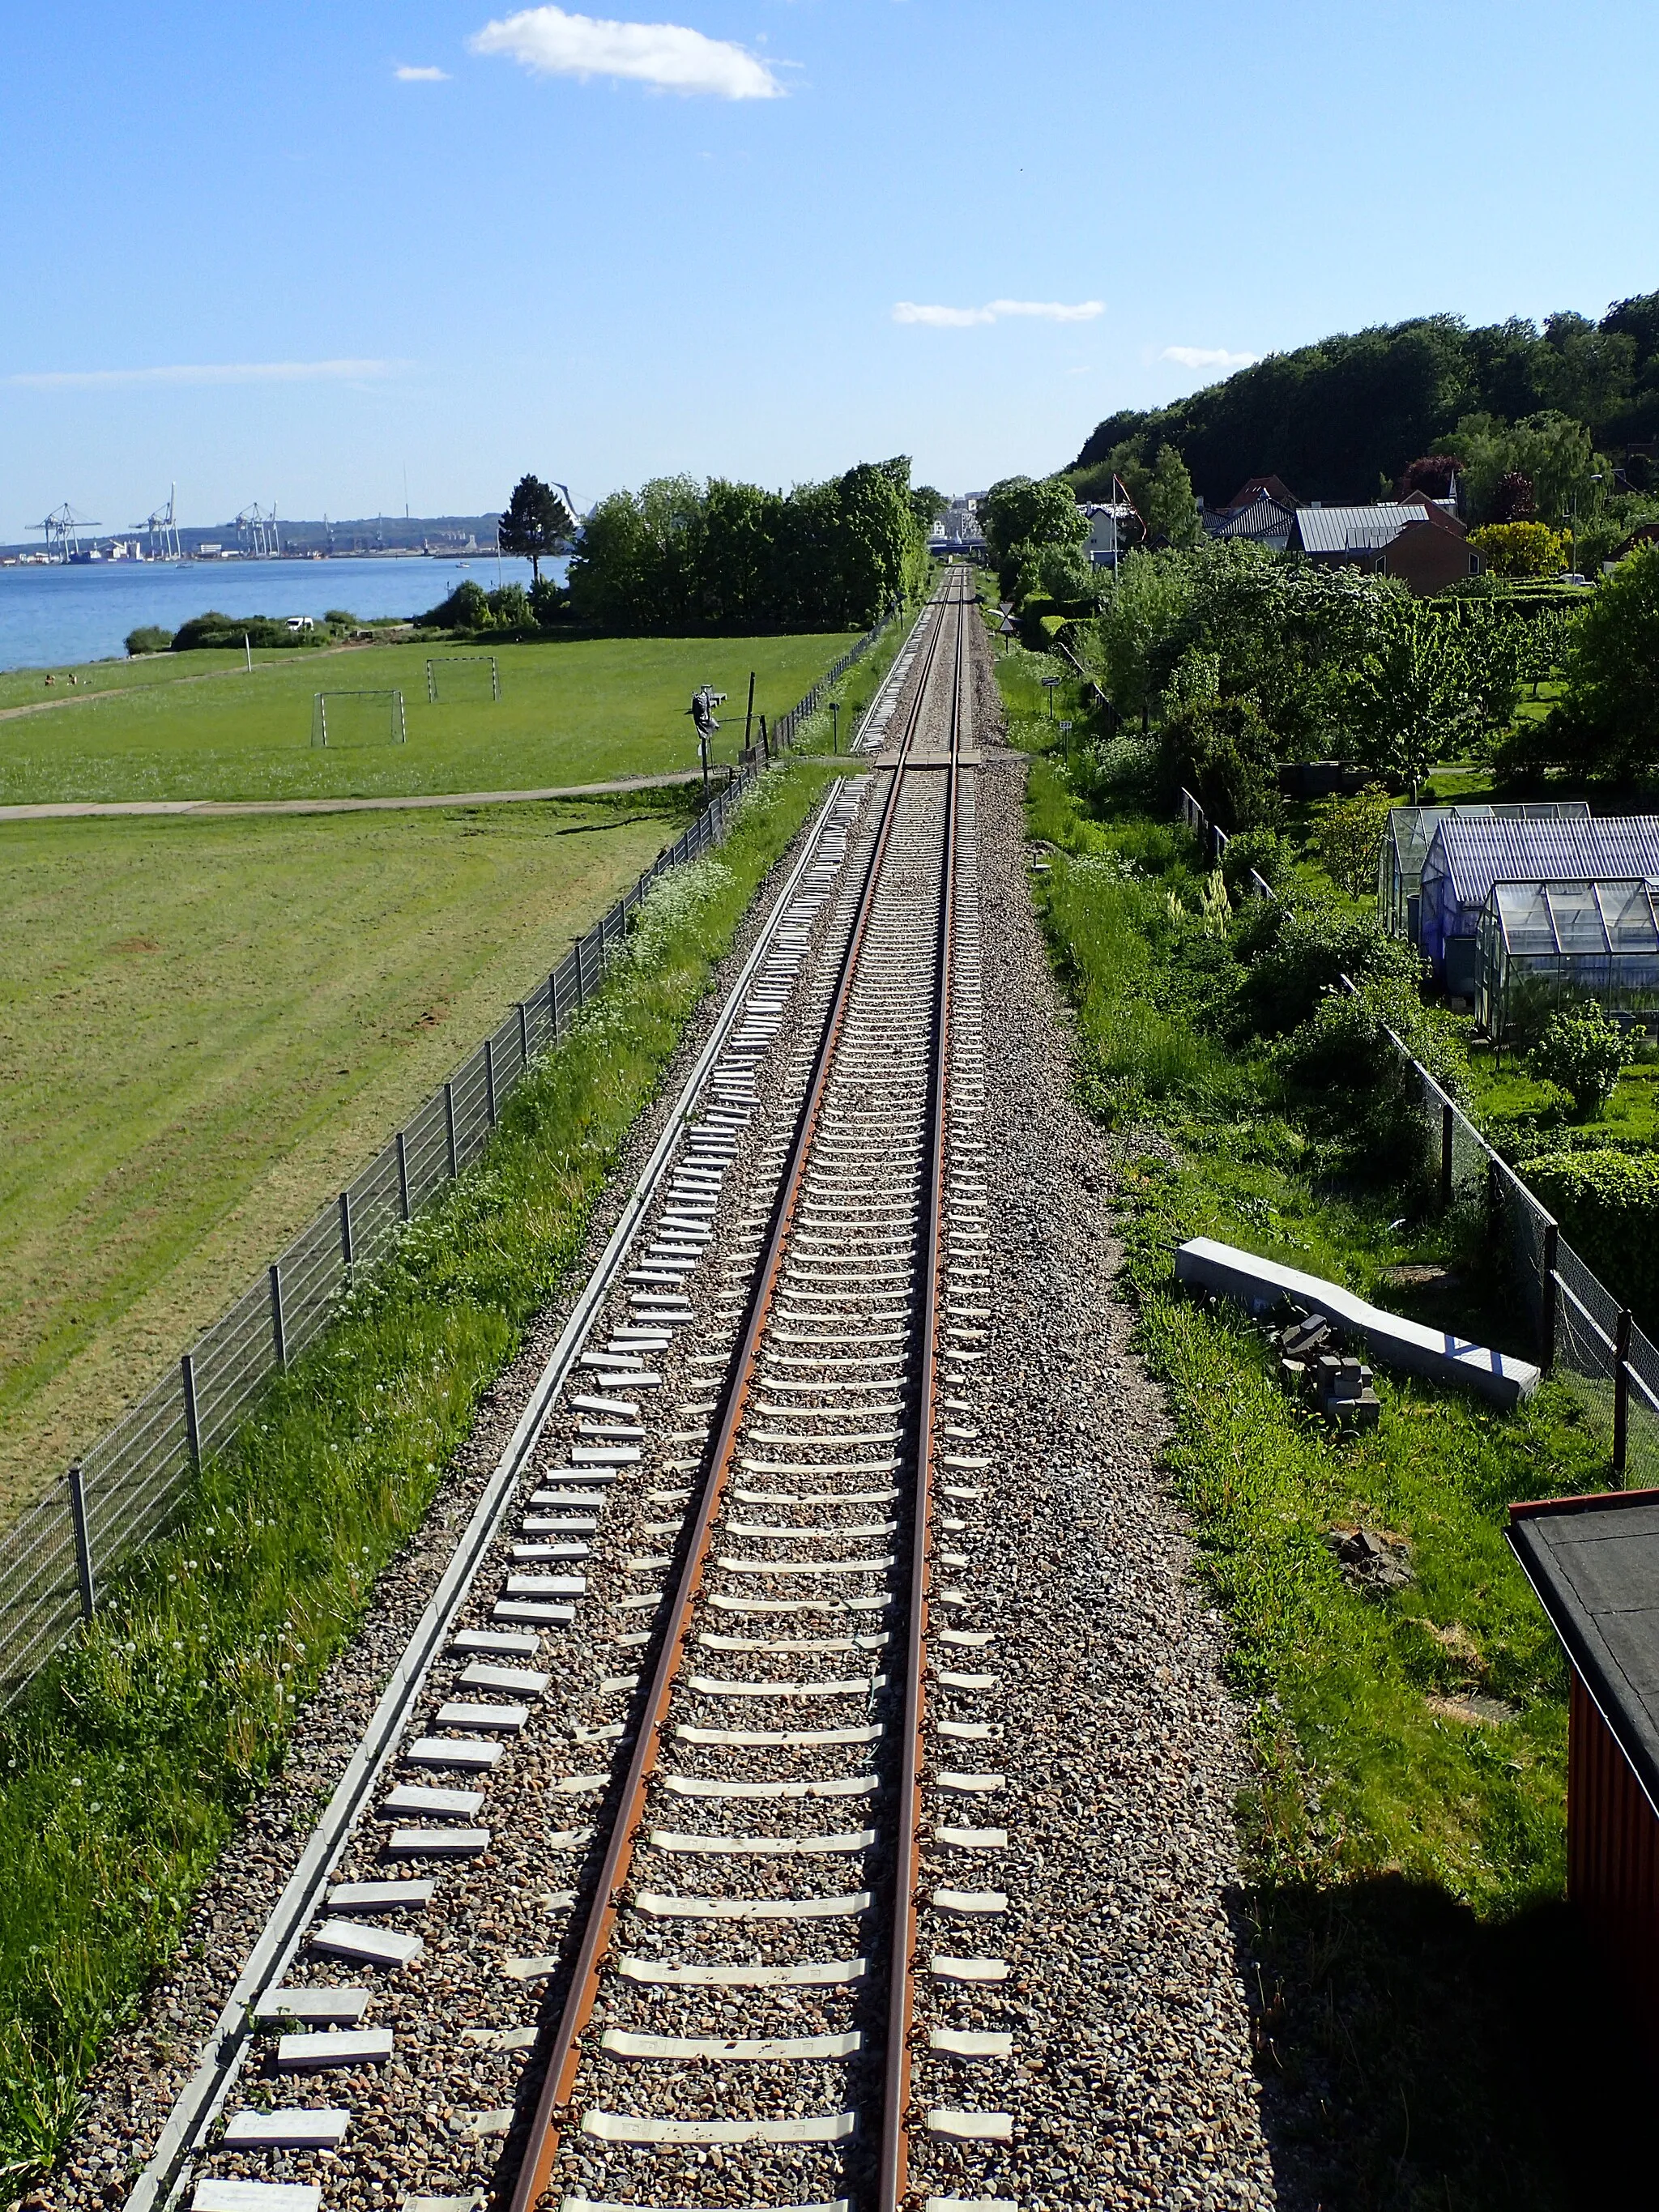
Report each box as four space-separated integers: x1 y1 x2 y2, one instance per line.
1074 295 1659 506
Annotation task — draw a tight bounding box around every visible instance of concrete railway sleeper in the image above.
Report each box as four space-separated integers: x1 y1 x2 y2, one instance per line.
137 571 1012 2212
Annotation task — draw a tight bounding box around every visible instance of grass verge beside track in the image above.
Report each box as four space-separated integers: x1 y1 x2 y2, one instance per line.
1005 685 1648 2209
0 759 856 2197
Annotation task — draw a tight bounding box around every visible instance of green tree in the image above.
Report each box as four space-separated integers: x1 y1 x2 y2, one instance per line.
981 475 1086 596
1467 521 1565 578
1318 785 1394 900
1350 607 1465 799
497 474 574 584
910 484 947 532
1546 540 1659 778
1088 548 1193 727
1450 411 1599 529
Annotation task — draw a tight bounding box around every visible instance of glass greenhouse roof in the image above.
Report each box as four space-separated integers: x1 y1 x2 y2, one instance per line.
1489 878 1659 957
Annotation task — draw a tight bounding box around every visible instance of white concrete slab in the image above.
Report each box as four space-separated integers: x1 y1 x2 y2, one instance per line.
1174 1235 1540 1408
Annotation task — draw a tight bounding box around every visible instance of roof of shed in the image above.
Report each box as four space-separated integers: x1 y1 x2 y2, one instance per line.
1423 816 1659 906
1510 1493 1659 1815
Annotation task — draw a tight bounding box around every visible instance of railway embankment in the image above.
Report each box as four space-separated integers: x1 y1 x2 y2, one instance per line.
1007 642 1651 2209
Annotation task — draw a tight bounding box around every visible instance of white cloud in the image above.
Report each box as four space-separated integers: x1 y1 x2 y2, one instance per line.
6 360 397 390
1160 344 1259 372
395 64 450 80
893 298 1104 329
471 6 783 98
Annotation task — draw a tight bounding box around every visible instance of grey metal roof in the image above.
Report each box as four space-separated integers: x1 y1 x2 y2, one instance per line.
1210 493 1295 544
1424 816 1659 908
1294 502 1444 555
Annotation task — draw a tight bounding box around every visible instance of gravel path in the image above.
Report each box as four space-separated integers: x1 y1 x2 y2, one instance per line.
0 774 706 823
927 664 1277 2209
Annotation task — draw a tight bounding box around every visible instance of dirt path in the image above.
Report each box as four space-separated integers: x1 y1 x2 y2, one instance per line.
0 771 707 823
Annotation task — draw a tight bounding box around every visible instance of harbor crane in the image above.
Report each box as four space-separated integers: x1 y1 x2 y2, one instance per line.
142 484 181 561
32 503 96 562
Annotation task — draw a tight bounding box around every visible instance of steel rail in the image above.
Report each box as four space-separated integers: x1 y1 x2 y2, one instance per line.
124 775 864 2212
506 573 959 2212
877 566 967 2210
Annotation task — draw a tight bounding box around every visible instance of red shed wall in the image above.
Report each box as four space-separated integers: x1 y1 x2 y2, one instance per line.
1570 1669 1659 2051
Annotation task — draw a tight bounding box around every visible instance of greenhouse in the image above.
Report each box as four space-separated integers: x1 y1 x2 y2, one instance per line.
1378 801 1589 942
1475 877 1659 1041
1418 814 1659 991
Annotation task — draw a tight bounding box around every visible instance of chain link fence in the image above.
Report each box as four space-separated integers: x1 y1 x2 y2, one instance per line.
0 612 912 1709
735 608 897 769
1175 783 1659 1492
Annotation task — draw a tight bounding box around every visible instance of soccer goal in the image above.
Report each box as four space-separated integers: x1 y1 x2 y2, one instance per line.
425 654 501 705
311 689 407 747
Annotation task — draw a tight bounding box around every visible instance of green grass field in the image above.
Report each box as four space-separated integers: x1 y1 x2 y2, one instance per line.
0 632 855 805
0 794 689 1514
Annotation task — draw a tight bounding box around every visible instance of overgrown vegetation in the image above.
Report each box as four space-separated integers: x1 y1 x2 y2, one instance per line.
0 760 852 2197
1006 668 1647 2207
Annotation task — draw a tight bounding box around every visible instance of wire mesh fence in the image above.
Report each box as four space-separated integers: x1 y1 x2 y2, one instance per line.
1175 781 1658 1494
0 739 779 1707
735 607 899 769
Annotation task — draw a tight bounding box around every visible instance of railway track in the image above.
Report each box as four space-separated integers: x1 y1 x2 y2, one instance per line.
143 568 1006 2212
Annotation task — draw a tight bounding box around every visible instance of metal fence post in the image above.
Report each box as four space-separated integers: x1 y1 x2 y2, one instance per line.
549 970 561 1038
181 1353 202 1474
518 1000 530 1068
1614 1308 1633 1481
484 1038 497 1126
396 1132 410 1221
574 940 586 1006
444 1082 457 1177
270 1264 287 1367
1540 1220 1559 1373
339 1189 354 1270
1439 1102 1455 1211
67 1464 96 1621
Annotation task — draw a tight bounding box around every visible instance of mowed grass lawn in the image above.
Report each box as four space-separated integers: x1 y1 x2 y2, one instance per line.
0 795 687 1513
0 633 856 805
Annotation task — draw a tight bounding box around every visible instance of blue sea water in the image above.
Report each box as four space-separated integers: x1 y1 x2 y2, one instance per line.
0 552 565 673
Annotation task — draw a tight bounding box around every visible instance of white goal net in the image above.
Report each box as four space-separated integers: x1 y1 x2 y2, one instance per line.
425 654 501 705
311 689 407 747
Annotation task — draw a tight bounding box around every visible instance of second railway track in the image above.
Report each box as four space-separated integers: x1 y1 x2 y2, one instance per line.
139 569 1009 2212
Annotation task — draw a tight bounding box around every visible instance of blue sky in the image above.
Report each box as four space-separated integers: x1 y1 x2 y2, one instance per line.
3 0 1658 540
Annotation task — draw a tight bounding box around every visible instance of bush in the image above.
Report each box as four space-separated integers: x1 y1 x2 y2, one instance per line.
1467 522 1565 579
1160 693 1281 830
419 578 490 630
1219 826 1291 898
169 612 319 652
1520 1149 1659 1328
323 608 357 627
1528 1007 1627 1116
1234 898 1420 1038
125 625 173 656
